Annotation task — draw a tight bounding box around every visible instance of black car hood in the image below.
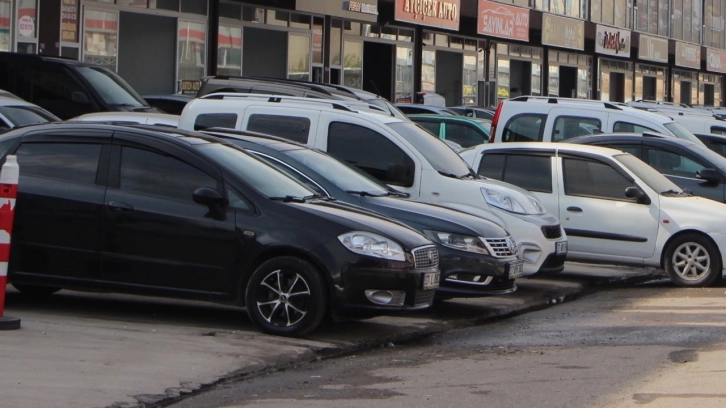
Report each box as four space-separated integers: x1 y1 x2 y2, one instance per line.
363 196 508 239
286 200 432 250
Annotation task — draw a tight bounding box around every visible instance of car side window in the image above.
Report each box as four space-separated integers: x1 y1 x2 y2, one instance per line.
596 143 642 157
563 158 634 201
194 113 238 131
706 140 726 157
552 116 601 141
709 126 726 135
253 153 327 196
327 122 415 187
246 114 311 143
0 139 16 157
613 121 657 133
397 106 427 115
646 148 706 179
15 142 102 184
503 155 553 193
445 123 486 148
119 147 217 202
478 153 505 179
226 185 252 211
502 114 546 142
416 120 441 136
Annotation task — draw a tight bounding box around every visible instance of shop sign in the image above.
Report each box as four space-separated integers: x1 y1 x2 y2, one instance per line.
542 14 584 51
61 0 79 43
477 0 529 42
296 0 378 22
344 1 378 15
675 42 701 69
595 24 630 58
707 48 726 74
180 80 201 95
18 15 34 38
638 34 668 63
394 0 460 31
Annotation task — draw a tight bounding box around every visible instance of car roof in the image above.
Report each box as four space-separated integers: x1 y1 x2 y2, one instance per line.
0 51 107 68
202 128 308 152
407 114 490 124
479 141 626 157
0 95 40 107
567 132 698 146
142 94 194 101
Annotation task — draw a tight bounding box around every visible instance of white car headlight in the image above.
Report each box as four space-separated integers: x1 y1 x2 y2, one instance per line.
481 188 527 214
338 232 406 261
424 230 490 255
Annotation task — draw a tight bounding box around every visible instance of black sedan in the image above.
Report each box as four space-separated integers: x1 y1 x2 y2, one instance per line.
3 123 440 337
202 129 524 298
568 132 726 202
694 132 726 158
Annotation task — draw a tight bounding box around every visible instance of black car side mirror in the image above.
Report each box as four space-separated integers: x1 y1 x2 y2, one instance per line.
193 187 225 206
697 168 721 184
71 91 91 104
625 186 651 205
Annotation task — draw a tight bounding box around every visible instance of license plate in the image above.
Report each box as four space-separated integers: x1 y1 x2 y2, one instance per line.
508 261 524 279
556 241 568 254
423 272 440 290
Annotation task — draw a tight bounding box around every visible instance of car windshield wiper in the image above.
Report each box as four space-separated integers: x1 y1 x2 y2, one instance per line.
345 190 388 197
386 189 410 198
438 171 461 179
661 189 689 196
269 195 308 203
308 193 336 201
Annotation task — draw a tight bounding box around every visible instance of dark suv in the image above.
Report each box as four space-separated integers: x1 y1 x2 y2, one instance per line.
2 123 439 336
0 52 159 119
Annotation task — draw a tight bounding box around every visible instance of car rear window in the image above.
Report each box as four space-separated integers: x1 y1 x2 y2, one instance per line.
194 113 238 131
502 114 546 142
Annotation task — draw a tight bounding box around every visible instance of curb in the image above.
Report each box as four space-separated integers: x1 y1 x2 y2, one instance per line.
105 269 665 408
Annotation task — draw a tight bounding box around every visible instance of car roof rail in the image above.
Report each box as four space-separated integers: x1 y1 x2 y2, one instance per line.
210 75 339 97
198 92 357 112
641 131 667 138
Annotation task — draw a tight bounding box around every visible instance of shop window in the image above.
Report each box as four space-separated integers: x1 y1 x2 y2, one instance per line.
0 0 10 52
463 54 477 105
343 40 362 89
242 6 263 23
288 34 310 81
180 0 206 15
647 149 706 179
266 10 288 27
312 17 323 65
363 23 379 38
149 0 179 11
330 20 342 66
613 122 657 133
219 2 241 19
17 0 38 51
552 116 602 141
399 29 414 42
563 158 634 201
290 13 310 30
217 26 241 76
247 114 310 143
83 9 118 71
422 50 436 93
435 34 448 47
327 122 415 187
344 21 361 35
381 25 397 41
117 0 147 7
194 113 237 131
178 21 206 84
502 114 547 142
395 47 413 103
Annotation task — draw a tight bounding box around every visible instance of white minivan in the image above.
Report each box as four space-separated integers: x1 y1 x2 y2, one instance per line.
178 94 568 276
489 96 702 144
460 142 726 287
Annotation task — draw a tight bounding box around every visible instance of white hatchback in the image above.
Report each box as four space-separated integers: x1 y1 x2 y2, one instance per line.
460 142 726 287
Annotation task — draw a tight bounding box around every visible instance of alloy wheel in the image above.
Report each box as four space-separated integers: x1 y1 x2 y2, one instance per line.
256 269 311 327
671 242 711 281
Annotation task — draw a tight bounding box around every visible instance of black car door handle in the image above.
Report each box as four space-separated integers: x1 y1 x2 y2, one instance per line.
107 201 134 211
567 206 583 213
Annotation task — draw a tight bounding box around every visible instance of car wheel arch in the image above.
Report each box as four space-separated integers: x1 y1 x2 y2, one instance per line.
235 246 334 305
660 229 722 269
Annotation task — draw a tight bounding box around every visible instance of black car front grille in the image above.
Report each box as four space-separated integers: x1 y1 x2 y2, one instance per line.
414 289 436 307
412 245 439 269
541 225 562 239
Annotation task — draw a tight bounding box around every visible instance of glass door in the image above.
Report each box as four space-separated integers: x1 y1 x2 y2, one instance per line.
343 39 363 89
82 7 119 71
177 20 206 93
288 33 311 81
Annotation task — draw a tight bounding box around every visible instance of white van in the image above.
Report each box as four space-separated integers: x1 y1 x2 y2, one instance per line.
670 113 726 136
179 94 568 276
490 96 702 144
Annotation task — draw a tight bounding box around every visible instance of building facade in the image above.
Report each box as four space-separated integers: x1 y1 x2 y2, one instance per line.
23 0 726 107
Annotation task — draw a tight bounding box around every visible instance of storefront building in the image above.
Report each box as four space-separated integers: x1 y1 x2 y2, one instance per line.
0 0 41 54
635 34 668 101
595 24 632 102
542 13 588 100
673 41 701 106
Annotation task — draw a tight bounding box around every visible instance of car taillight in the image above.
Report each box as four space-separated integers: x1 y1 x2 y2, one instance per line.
489 101 503 143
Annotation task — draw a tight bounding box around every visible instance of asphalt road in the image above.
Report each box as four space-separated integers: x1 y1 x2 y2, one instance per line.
169 279 726 408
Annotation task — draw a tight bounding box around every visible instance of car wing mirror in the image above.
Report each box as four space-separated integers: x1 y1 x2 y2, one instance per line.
696 168 721 184
193 187 225 206
625 186 651 205
71 91 91 104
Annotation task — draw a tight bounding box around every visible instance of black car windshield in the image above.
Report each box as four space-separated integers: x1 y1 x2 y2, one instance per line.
285 148 390 196
664 122 703 144
388 122 474 177
614 153 684 194
76 67 149 107
0 106 60 127
198 143 316 198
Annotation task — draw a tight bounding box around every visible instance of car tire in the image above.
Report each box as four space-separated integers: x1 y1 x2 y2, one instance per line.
12 284 61 296
245 257 328 337
664 233 722 287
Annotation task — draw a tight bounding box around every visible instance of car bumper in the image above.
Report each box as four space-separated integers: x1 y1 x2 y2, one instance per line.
437 245 519 297
707 232 726 278
491 208 568 276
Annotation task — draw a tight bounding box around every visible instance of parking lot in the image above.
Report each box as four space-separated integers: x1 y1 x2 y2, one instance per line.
0 263 659 408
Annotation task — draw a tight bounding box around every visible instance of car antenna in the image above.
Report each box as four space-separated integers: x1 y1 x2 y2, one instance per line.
368 79 383 98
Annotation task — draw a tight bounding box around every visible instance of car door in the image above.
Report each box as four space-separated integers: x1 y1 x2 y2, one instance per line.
546 110 607 142
102 132 237 295
9 130 110 281
241 106 319 144
556 154 659 260
643 144 725 202
415 119 443 138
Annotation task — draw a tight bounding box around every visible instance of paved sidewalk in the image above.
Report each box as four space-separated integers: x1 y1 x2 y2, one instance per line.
0 263 664 408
